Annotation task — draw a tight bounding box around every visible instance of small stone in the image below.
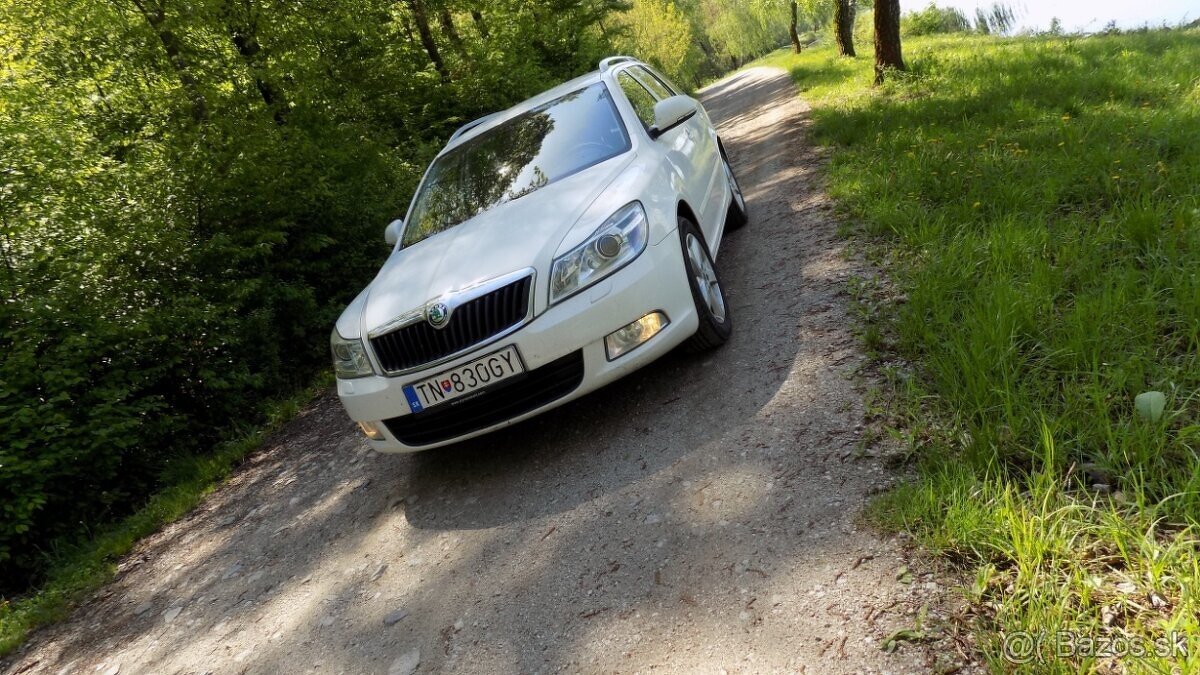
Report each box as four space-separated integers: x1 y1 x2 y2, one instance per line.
371 563 389 581
1134 391 1166 422
102 666 120 675
132 602 153 616
643 514 662 525
162 607 182 623
222 563 244 581
216 514 238 528
319 615 335 627
388 648 421 675
453 618 464 631
383 609 409 626
246 571 265 585
1080 463 1113 486
1115 581 1137 594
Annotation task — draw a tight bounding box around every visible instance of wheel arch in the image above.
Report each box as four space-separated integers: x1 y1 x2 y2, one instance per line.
675 199 705 245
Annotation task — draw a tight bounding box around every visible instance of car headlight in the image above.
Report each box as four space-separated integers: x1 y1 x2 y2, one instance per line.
550 201 649 305
331 330 374 379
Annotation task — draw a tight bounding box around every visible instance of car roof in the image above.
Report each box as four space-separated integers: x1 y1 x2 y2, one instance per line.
440 69 611 154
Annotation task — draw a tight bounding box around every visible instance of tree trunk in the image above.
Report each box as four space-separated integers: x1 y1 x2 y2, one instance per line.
438 8 465 55
788 1 802 53
230 29 289 123
221 1 290 123
405 0 450 82
873 0 904 84
128 0 207 121
834 0 856 57
470 9 489 39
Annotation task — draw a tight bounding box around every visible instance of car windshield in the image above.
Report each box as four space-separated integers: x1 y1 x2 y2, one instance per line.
401 82 631 248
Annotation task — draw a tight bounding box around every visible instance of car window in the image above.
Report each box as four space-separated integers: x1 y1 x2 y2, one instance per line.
403 82 631 248
616 70 658 130
640 65 682 96
630 66 672 100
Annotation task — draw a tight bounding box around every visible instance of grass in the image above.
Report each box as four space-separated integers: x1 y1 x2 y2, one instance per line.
0 377 330 657
756 29 1200 672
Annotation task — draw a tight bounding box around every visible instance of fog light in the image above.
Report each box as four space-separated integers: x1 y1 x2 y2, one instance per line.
357 421 385 441
605 311 668 360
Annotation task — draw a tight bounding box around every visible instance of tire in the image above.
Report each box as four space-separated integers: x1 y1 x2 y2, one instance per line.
720 142 749 230
679 218 732 351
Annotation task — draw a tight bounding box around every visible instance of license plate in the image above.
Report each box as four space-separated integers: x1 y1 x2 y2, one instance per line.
402 346 524 413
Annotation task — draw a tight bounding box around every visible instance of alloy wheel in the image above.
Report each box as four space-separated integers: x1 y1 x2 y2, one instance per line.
685 233 726 323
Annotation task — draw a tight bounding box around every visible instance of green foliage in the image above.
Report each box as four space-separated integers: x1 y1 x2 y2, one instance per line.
902 2 1017 37
0 380 326 657
612 1 707 88
764 29 1200 671
0 0 812 606
0 0 622 594
612 0 809 89
901 3 970 36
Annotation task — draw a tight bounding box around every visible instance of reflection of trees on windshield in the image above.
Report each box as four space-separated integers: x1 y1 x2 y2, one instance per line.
402 85 629 248
406 112 553 246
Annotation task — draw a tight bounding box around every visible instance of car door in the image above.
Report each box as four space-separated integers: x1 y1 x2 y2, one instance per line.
615 67 724 248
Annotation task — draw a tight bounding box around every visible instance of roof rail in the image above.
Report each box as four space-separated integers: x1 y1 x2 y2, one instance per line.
599 55 637 73
448 111 503 143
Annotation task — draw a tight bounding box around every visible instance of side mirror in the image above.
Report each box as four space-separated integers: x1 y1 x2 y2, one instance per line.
384 219 403 246
649 95 698 139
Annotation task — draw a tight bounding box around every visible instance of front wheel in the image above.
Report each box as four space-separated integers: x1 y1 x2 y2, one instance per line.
679 218 732 351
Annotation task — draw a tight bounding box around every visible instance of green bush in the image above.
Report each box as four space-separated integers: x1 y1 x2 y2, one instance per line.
902 3 971 36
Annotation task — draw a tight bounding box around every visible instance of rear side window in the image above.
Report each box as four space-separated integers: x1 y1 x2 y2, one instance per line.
617 70 658 130
630 66 673 100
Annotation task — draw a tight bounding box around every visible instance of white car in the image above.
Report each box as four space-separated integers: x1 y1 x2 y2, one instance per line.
331 56 748 451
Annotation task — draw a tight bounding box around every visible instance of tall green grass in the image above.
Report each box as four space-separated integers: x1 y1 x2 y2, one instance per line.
762 30 1200 672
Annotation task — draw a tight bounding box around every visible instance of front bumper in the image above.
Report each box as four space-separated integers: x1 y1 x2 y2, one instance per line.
336 231 699 452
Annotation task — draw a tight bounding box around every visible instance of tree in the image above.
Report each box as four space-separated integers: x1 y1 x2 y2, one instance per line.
611 0 706 88
437 5 466 56
405 0 450 82
834 0 855 56
470 7 489 38
788 0 802 53
124 0 209 120
873 0 904 84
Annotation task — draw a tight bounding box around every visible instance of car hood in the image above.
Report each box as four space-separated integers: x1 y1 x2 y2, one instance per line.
349 152 635 337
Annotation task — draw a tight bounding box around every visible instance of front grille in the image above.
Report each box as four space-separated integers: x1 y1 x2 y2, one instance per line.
384 350 584 446
371 275 532 373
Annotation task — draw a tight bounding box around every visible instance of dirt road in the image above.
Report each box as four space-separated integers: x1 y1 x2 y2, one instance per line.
3 68 965 675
